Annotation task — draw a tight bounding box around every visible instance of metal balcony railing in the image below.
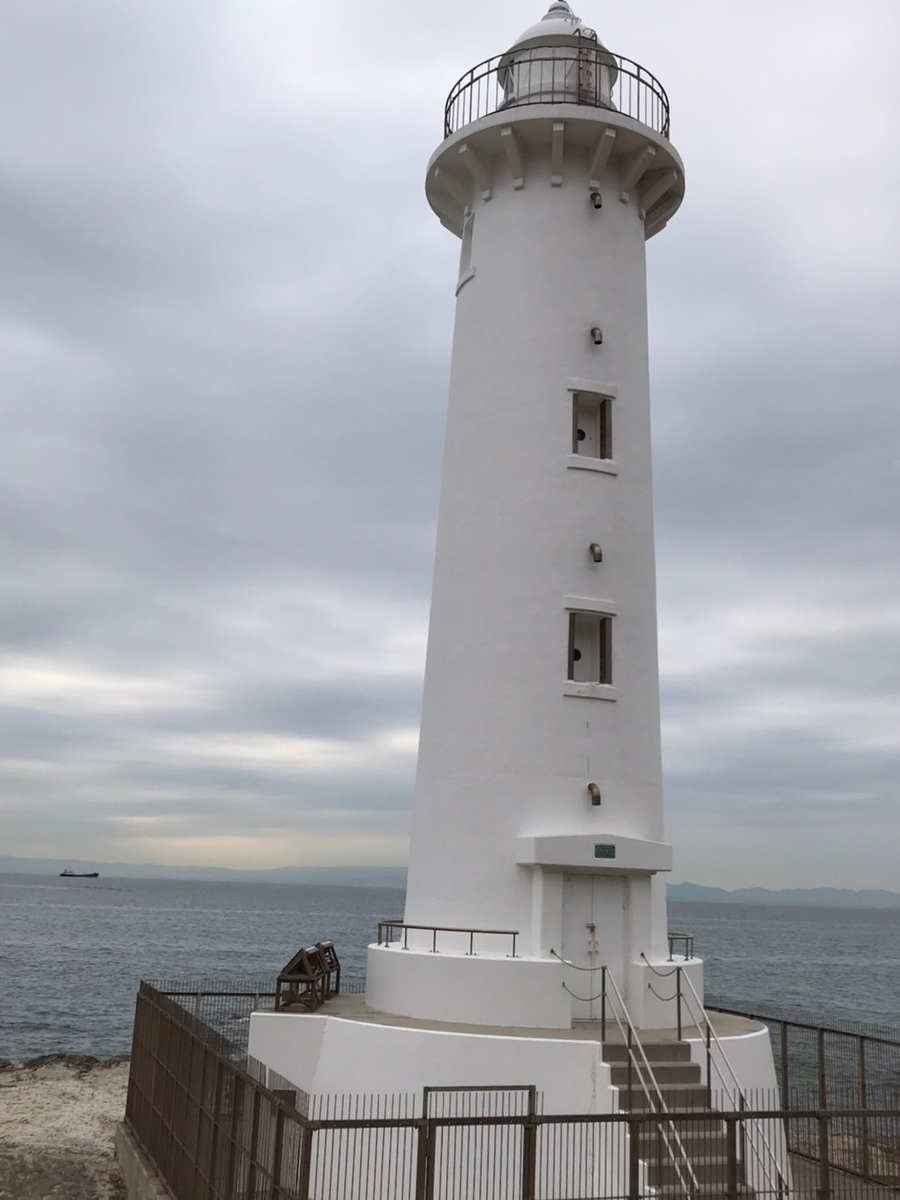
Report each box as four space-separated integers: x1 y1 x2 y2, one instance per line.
444 46 670 139
377 919 519 957
668 931 695 960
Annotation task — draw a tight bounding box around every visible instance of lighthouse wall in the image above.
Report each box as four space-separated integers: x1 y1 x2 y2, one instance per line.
402 123 675 1014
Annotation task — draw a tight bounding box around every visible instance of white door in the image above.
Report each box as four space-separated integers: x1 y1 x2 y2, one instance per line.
561 874 627 1021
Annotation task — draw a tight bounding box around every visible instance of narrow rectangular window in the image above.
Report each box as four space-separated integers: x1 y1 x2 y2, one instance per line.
568 612 612 684
572 392 612 460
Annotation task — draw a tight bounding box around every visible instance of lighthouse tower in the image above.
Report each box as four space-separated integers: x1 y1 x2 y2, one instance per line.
249 3 784 1115
368 0 697 1034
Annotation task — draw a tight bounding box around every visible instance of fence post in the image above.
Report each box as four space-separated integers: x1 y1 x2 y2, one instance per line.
859 1036 870 1181
269 1107 284 1200
817 1027 827 1108
521 1116 537 1200
726 1113 739 1200
737 1093 748 1190
414 1119 430 1200
194 1046 217 1200
676 968 683 1040
817 1113 831 1200
424 1119 438 1200
224 1075 243 1200
297 1123 314 1200
780 1020 790 1109
205 1058 223 1200
245 1088 262 1199
627 1116 641 1200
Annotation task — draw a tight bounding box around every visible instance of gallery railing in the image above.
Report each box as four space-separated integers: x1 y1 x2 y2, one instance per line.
376 920 519 957
444 47 670 139
126 983 900 1199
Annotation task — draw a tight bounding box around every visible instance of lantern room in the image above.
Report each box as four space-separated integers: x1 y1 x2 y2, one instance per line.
498 1 618 111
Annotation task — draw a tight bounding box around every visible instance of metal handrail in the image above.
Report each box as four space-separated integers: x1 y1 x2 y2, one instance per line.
553 952 700 1195
602 967 702 1196
377 920 519 957
444 47 670 139
681 969 790 1198
667 931 694 960
642 954 790 1198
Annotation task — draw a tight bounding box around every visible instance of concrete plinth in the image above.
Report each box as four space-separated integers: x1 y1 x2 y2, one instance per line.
248 995 774 1116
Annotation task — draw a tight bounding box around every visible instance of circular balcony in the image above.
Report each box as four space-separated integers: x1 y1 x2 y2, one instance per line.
444 45 670 140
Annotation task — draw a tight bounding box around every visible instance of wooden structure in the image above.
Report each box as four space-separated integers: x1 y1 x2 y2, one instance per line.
274 941 341 1012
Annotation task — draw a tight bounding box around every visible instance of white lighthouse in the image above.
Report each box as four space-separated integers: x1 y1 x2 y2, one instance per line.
250 2 778 1117
368 0 696 1036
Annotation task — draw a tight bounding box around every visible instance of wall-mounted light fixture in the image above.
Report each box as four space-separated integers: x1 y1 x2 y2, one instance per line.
590 191 603 209
587 783 602 806
589 543 603 563
590 327 603 345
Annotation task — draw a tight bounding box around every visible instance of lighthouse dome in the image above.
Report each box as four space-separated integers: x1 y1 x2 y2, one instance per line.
498 2 619 110
508 2 604 53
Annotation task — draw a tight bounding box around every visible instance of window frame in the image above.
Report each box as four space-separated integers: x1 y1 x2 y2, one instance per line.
567 610 613 686
571 390 613 461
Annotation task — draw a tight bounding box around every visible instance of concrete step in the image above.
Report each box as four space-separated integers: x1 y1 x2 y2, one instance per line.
621 1083 712 1110
602 1040 694 1064
610 1062 702 1087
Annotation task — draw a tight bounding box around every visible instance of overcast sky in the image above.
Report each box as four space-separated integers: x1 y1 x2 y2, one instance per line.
0 1 898 890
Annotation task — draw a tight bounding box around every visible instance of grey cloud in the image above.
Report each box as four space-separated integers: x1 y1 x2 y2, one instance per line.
0 1 897 884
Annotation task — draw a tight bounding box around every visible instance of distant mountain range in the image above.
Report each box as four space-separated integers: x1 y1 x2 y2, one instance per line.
1 857 897 906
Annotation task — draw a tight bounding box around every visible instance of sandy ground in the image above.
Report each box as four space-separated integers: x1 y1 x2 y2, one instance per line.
0 1055 128 1200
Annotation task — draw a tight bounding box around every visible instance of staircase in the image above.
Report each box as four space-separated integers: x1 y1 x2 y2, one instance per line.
603 1039 756 1198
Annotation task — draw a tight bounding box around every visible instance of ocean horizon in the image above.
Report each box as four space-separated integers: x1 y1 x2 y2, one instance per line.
3 857 899 909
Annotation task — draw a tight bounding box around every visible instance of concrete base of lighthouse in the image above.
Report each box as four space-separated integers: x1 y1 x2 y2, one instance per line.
247 993 778 1116
249 998 617 1114
247 941 776 1118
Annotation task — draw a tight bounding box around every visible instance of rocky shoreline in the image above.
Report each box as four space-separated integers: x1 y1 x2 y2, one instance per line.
0 1054 129 1200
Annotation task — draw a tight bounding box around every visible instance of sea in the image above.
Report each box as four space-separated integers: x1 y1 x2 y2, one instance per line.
1 873 898 1064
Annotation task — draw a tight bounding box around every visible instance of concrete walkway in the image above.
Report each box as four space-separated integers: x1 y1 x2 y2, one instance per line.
267 993 763 1042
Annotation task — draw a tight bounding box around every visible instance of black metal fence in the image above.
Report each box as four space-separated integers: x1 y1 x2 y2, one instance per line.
126 983 900 1199
444 46 670 139
712 1002 900 1110
144 980 900 1111
127 984 304 1198
144 978 366 1065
